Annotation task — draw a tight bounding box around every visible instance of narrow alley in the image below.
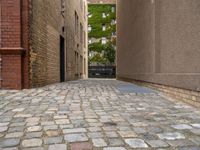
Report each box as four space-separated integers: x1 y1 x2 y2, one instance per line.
0 79 200 149
1 0 200 149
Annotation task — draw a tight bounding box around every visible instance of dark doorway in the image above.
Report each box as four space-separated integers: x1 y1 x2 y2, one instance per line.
60 36 65 82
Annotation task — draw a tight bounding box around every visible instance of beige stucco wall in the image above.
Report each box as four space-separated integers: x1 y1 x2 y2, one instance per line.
117 0 200 91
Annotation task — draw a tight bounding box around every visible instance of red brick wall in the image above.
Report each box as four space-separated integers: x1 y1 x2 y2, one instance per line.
1 0 21 48
21 0 30 89
1 55 22 89
0 0 29 89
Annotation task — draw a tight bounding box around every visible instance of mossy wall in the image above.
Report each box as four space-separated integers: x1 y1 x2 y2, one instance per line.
88 4 116 65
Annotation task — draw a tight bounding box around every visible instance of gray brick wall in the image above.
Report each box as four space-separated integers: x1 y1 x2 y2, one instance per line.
29 0 64 87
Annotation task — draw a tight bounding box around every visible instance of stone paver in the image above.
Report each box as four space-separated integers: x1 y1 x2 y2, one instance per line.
125 138 148 148
5 132 23 138
0 139 20 148
0 126 8 133
44 136 63 145
171 124 193 130
146 140 169 148
103 147 126 150
92 138 107 147
70 142 92 150
0 79 200 149
191 124 200 128
157 132 186 140
63 128 86 134
64 133 88 143
27 126 42 132
48 144 67 150
22 138 43 147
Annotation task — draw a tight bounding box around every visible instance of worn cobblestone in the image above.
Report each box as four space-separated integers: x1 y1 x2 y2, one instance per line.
0 79 200 149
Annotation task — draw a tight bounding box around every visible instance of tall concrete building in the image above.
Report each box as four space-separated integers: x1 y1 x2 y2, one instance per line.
117 0 200 106
0 0 88 89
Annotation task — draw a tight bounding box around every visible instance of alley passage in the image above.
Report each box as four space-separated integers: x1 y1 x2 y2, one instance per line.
0 79 200 149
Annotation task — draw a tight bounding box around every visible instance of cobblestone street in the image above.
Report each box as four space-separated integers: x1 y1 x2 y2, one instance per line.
0 79 200 150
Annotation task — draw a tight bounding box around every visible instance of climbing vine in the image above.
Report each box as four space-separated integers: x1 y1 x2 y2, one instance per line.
88 4 116 65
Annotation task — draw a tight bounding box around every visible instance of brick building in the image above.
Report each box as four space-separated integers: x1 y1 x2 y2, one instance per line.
0 0 88 89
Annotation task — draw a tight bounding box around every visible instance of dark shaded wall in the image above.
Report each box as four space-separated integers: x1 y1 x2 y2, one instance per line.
117 0 200 91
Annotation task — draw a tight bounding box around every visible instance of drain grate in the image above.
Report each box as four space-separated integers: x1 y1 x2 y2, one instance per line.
117 84 156 93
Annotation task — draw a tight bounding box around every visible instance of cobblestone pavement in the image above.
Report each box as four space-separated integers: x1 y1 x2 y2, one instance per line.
0 79 200 150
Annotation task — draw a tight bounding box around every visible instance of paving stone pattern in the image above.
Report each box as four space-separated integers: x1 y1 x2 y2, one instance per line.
0 79 200 149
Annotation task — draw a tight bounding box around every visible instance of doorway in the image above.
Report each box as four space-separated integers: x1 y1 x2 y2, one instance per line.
60 36 65 82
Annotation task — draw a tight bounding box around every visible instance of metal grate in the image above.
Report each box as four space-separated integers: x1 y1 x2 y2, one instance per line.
117 84 156 94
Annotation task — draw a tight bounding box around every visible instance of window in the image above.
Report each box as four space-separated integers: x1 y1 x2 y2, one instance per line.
80 0 83 10
77 16 79 35
112 7 115 13
75 51 79 76
89 52 92 57
80 55 83 76
80 23 83 44
61 0 65 15
111 19 116 25
88 25 92 32
112 32 116 36
102 24 106 31
75 11 79 35
84 58 86 75
84 2 86 19
102 37 107 44
75 12 77 34
88 14 92 18
84 31 86 48
102 13 106 18
88 39 92 44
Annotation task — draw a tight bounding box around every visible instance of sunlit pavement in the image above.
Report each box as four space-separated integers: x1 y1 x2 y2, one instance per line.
0 79 200 150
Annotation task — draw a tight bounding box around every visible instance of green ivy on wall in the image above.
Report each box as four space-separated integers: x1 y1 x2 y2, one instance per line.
88 4 116 65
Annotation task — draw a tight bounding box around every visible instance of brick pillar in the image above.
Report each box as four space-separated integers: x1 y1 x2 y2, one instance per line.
0 0 29 89
21 0 30 89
